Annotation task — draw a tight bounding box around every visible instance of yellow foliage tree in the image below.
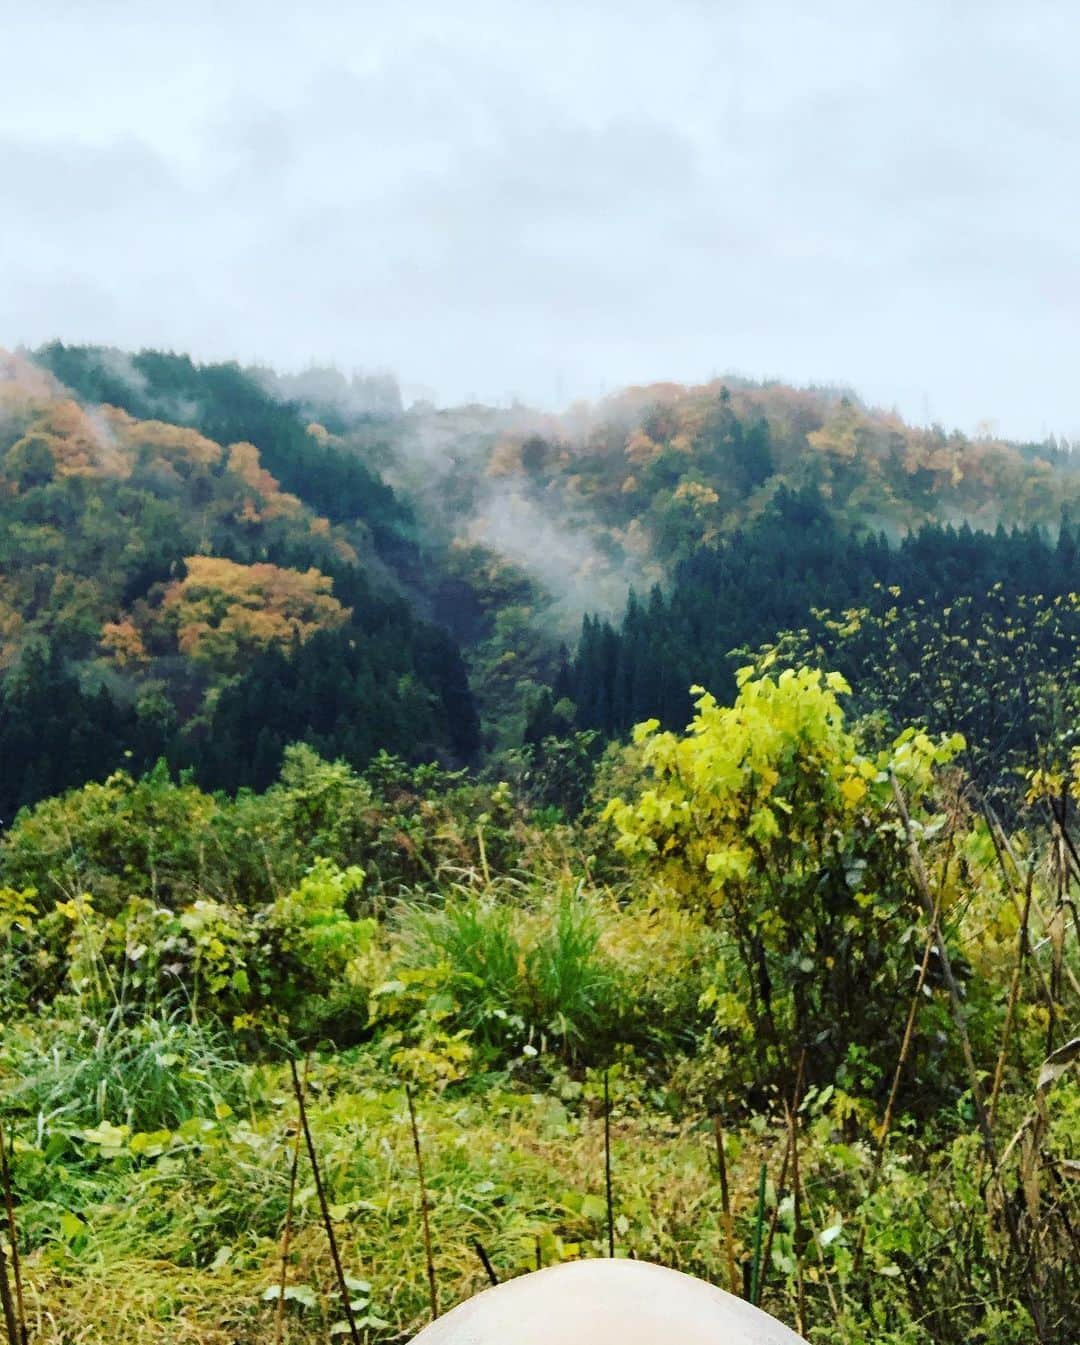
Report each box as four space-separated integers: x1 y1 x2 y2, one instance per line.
807 399 864 461
6 400 123 482
227 441 302 521
113 412 223 470
604 666 964 1082
160 556 350 671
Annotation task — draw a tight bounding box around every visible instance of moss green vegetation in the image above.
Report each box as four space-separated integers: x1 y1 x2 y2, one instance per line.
0 671 1077 1343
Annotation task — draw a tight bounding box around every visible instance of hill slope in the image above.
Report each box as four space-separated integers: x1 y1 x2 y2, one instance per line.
0 350 479 818
8 343 1080 814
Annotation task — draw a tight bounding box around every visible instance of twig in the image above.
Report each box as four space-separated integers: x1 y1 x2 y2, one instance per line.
749 1161 768 1306
853 889 941 1273
896 778 1049 1344
785 1099 806 1338
290 1058 362 1345
759 1129 791 1306
983 800 1077 1007
988 870 1034 1129
1048 793 1080 886
0 1125 26 1345
712 1114 739 1295
807 1197 849 1345
892 776 996 1159
274 1062 307 1345
0 1243 17 1345
405 1084 439 1321
476 825 491 887
472 1238 499 1287
758 1051 806 1303
603 1070 615 1258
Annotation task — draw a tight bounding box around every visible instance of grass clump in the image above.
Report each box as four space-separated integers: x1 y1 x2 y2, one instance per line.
395 885 628 1065
4 1006 249 1134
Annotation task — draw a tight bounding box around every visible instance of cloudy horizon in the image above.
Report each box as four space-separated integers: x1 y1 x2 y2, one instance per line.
3 0 1079 440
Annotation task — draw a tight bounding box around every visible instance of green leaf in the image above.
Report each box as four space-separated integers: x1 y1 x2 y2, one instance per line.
262 1283 318 1308
581 1193 607 1221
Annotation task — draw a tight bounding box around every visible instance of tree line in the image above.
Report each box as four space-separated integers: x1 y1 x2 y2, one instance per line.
550 487 1080 795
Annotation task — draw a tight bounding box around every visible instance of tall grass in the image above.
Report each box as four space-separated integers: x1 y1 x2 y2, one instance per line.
2 1005 248 1133
526 891 622 1056
398 886 627 1061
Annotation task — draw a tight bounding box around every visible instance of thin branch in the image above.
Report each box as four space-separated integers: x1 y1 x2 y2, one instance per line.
603 1070 615 1259
853 887 941 1274
405 1084 439 1322
784 1099 805 1338
989 870 1034 1129
759 1130 791 1308
896 778 1048 1343
290 1058 361 1345
0 1125 26 1345
273 1061 307 1345
472 1238 499 1287
476 826 491 888
806 1197 850 1345
712 1113 739 1296
749 1160 768 1307
759 1051 805 1305
984 800 1077 1006
892 775 996 1160
0 1243 17 1345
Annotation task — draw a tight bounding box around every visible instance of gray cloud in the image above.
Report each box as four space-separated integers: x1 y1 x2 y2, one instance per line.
2 0 1079 437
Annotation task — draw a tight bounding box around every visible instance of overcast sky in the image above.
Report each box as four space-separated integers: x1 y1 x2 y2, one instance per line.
2 1 1078 438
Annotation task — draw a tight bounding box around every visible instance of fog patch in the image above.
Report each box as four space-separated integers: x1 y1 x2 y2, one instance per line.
258 364 403 420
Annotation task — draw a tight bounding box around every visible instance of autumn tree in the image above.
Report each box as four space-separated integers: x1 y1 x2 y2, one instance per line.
159 556 350 671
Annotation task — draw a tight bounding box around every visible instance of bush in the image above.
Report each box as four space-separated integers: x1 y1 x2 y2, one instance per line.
604 668 967 1091
526 889 623 1057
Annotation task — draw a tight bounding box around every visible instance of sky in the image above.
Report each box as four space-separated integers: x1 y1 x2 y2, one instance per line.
2 0 1078 439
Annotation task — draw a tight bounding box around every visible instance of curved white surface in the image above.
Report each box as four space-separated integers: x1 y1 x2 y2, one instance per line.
410 1258 807 1344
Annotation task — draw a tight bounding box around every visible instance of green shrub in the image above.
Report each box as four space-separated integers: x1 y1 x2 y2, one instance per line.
526 889 623 1057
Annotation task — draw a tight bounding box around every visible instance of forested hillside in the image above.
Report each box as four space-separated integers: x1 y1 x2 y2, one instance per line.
381 375 1080 592
210 360 1080 792
0 348 478 819
6 344 1080 817
554 488 1080 803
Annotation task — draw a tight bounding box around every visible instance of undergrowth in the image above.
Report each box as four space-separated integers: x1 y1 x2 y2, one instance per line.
0 674 1077 1343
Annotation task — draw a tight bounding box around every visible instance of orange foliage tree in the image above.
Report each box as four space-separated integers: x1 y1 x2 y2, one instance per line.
159 556 350 672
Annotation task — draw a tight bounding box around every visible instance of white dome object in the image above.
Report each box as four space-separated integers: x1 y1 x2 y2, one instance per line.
410 1258 807 1344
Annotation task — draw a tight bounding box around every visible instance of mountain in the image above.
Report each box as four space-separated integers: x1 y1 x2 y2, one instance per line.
5 342 1079 818
0 348 479 819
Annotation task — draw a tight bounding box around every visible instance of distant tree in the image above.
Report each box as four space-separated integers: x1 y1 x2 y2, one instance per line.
158 556 350 671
